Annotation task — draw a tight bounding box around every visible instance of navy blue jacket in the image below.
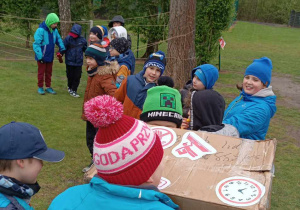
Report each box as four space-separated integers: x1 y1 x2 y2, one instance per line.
63 24 87 66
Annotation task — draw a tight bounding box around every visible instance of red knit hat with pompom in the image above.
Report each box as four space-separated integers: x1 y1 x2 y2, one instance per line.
84 95 163 186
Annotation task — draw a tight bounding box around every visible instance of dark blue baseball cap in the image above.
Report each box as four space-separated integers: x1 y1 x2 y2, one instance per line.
0 122 65 162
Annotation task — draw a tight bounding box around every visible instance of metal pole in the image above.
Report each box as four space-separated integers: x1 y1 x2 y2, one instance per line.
89 20 93 29
137 27 140 58
218 44 221 71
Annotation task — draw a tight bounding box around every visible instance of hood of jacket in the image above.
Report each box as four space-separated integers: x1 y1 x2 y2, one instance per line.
190 89 225 130
242 86 277 118
106 49 135 74
97 62 119 76
71 24 82 35
91 177 179 209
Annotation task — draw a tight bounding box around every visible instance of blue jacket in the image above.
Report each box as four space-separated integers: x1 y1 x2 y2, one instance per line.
48 176 179 210
63 24 87 66
33 21 65 62
223 87 277 140
107 49 136 74
0 192 34 210
115 70 157 119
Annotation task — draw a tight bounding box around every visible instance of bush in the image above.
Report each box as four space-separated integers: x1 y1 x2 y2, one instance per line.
237 0 300 24
195 0 235 64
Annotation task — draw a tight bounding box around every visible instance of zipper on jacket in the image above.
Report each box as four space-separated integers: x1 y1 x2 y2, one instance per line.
43 45 47 57
224 95 243 119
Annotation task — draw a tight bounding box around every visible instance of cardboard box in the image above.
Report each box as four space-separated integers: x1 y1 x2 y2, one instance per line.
159 127 276 210
84 126 276 210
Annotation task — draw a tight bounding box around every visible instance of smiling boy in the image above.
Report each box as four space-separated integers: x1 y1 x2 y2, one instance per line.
114 51 166 119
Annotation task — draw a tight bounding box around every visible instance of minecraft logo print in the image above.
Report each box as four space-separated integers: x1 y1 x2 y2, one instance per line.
160 93 175 109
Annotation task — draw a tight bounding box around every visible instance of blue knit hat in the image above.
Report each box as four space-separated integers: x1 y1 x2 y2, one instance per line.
192 64 219 89
143 51 166 75
244 57 272 87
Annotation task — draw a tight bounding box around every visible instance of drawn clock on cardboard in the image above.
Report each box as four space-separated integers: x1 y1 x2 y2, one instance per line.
215 176 266 207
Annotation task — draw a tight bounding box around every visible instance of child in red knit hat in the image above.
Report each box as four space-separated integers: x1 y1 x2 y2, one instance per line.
49 95 179 210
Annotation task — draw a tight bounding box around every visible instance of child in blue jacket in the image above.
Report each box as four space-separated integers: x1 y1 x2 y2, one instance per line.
223 57 277 140
63 24 87 97
49 95 179 210
33 13 65 95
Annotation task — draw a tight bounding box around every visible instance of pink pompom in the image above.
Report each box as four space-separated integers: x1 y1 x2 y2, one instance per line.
84 95 123 128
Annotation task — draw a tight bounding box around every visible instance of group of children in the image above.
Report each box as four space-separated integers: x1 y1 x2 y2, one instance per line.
33 13 133 98
1 12 277 210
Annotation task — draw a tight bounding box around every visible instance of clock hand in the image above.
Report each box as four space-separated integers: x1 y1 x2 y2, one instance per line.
238 188 247 194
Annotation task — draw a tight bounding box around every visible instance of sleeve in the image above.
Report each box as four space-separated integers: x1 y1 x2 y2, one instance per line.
116 65 130 88
63 37 69 51
82 38 88 52
101 75 117 96
114 77 128 103
33 28 44 60
55 30 66 52
223 105 270 136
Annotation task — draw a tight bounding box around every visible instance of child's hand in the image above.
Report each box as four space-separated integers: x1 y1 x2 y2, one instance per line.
181 117 190 129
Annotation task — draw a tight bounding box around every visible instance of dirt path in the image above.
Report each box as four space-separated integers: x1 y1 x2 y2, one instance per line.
272 76 300 109
272 76 300 147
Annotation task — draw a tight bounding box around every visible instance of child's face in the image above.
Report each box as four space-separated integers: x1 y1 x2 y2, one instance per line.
113 22 122 27
109 46 120 57
86 56 98 69
147 120 177 128
19 158 43 184
192 76 205 90
243 75 266 95
143 66 161 83
89 32 100 42
50 23 58 29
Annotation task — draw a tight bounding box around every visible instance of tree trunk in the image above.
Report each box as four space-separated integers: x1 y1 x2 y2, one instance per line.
166 0 196 89
58 0 72 39
142 40 159 58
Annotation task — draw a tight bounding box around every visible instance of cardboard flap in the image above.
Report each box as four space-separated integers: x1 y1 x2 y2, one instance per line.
162 128 276 173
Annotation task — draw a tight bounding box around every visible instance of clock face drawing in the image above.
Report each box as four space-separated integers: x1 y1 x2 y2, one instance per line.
215 176 266 207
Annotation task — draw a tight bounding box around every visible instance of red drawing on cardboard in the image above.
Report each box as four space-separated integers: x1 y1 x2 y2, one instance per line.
158 177 171 190
151 126 177 149
172 132 216 160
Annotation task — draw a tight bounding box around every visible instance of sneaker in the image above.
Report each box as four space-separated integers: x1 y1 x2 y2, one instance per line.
45 87 56 94
82 160 94 173
38 87 45 95
71 91 80 98
68 87 73 94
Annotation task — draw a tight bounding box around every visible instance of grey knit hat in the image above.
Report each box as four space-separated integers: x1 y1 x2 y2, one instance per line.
109 15 125 27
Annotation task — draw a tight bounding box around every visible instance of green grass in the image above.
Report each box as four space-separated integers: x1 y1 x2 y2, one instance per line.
0 21 299 209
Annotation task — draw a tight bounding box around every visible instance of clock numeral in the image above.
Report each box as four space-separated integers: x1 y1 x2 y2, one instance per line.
223 189 228 191
229 182 233 184
251 194 257 197
239 199 243 201
230 197 235 200
244 182 249 185
250 185 255 189
237 181 241 184
225 194 229 196
253 190 257 192
224 185 229 188
246 198 251 201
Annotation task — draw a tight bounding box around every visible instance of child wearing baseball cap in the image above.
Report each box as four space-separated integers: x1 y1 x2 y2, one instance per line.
115 51 166 119
49 95 179 210
0 122 65 209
